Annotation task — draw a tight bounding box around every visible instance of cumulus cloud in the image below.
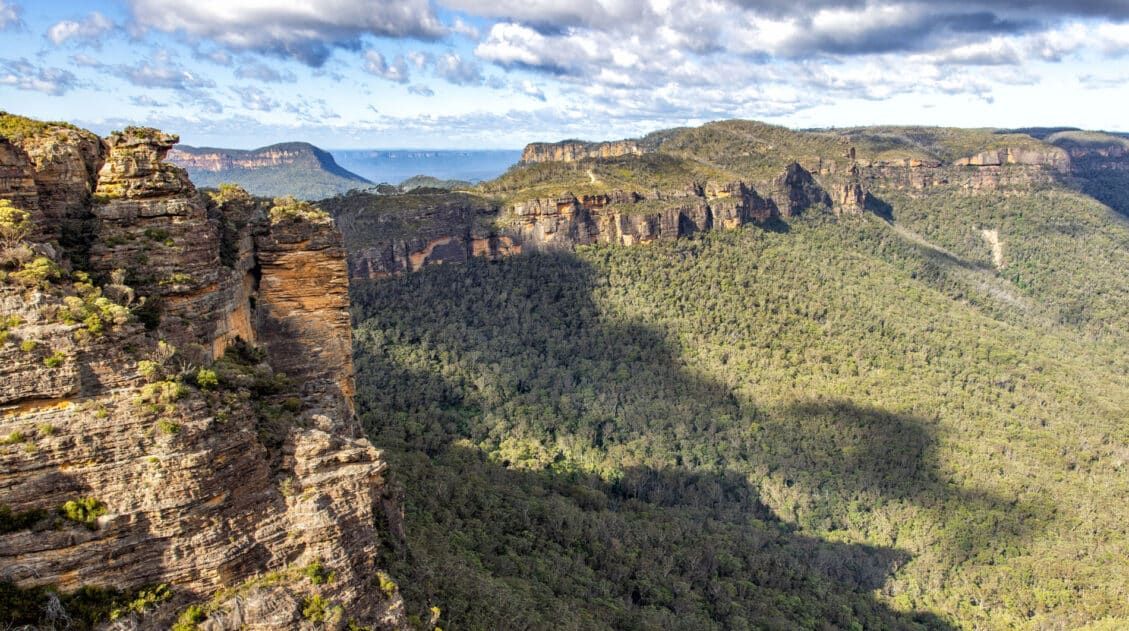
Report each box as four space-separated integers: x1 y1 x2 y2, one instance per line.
231 85 277 111
363 51 410 83
434 52 483 85
408 84 435 96
47 11 115 46
116 58 215 91
0 0 20 30
519 80 546 101
126 0 445 66
235 62 297 83
0 58 78 95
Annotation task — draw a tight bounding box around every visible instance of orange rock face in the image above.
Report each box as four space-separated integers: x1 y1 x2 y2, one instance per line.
0 120 406 629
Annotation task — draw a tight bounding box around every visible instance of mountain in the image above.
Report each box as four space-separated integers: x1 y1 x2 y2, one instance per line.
168 141 371 200
5 110 1129 629
0 114 405 629
335 120 1129 628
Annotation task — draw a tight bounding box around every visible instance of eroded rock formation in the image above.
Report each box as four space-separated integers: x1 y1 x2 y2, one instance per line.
521 139 644 163
0 120 406 629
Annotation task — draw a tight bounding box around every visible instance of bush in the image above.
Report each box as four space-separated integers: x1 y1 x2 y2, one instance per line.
0 200 30 249
301 594 331 623
59 497 106 529
10 256 61 288
19 339 36 352
196 368 218 390
269 196 331 224
171 604 206 631
43 351 66 368
303 561 334 586
0 431 25 445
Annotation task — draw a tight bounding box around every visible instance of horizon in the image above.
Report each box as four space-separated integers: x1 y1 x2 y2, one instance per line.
2 1 1128 149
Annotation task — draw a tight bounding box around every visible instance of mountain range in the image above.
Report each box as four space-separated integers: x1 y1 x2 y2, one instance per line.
2 112 1129 630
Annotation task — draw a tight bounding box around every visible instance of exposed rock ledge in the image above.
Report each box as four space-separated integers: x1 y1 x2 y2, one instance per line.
0 121 407 629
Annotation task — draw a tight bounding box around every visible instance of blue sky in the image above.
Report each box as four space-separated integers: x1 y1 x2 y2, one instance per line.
1 0 1127 149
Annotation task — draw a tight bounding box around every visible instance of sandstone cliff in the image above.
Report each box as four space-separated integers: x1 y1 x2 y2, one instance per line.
521 139 644 163
326 163 830 280
167 142 371 201
0 117 406 629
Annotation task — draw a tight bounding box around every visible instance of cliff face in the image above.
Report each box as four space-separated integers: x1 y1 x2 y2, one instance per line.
166 143 371 201
331 163 830 280
521 139 644 163
0 120 406 629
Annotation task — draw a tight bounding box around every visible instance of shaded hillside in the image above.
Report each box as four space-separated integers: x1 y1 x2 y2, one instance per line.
353 217 1129 629
347 119 1129 629
169 142 371 199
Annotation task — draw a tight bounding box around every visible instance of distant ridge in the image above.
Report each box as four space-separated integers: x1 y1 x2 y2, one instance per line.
168 141 371 200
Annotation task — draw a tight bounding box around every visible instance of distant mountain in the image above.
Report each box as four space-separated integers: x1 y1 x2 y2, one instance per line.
168 141 371 200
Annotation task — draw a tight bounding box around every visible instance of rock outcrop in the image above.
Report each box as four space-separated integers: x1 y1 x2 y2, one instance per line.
521 139 644 163
331 164 834 280
0 117 406 629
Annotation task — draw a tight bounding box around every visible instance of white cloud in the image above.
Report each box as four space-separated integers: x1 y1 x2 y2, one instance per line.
363 51 410 83
47 11 114 46
0 0 20 30
0 58 78 95
231 85 277 111
126 0 445 66
434 52 483 85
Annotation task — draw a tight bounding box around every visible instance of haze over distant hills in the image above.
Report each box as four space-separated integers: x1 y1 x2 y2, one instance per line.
168 142 371 200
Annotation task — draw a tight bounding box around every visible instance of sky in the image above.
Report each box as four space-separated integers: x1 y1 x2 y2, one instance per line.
0 1 1127 149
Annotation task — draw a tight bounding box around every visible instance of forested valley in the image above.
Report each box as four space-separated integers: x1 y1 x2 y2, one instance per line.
351 191 1129 629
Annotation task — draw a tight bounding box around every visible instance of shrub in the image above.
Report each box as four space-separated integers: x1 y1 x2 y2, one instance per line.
43 351 66 368
196 368 218 389
10 256 61 288
0 504 48 534
156 419 181 435
0 200 30 249
109 583 172 621
171 604 206 631
59 498 106 529
19 339 36 352
376 572 398 598
303 561 334 586
302 594 330 623
0 431 26 445
269 196 331 224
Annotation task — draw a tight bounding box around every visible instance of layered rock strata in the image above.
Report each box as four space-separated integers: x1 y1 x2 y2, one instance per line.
0 120 406 629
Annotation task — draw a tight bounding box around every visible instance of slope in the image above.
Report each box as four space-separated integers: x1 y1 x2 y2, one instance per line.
349 120 1129 629
169 142 371 200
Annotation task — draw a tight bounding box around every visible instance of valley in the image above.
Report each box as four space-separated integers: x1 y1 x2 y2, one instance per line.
2 112 1129 630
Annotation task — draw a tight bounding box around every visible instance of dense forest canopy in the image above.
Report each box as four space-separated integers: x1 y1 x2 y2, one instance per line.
352 187 1129 628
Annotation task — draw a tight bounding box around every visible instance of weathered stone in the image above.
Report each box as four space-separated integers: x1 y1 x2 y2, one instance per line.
0 121 406 629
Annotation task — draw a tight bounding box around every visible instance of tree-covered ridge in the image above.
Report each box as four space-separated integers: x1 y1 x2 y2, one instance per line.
352 211 1129 629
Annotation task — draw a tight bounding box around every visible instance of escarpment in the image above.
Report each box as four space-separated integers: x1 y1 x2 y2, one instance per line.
328 162 834 279
0 116 407 629
521 139 644 163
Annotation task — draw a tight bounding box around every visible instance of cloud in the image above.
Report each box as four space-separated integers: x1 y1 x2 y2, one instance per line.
0 58 78 95
0 0 20 30
235 62 297 83
434 52 483 85
231 85 277 112
47 11 115 46
285 97 340 122
115 57 215 91
126 0 446 66
130 94 166 107
408 84 435 96
363 51 410 83
519 80 546 101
